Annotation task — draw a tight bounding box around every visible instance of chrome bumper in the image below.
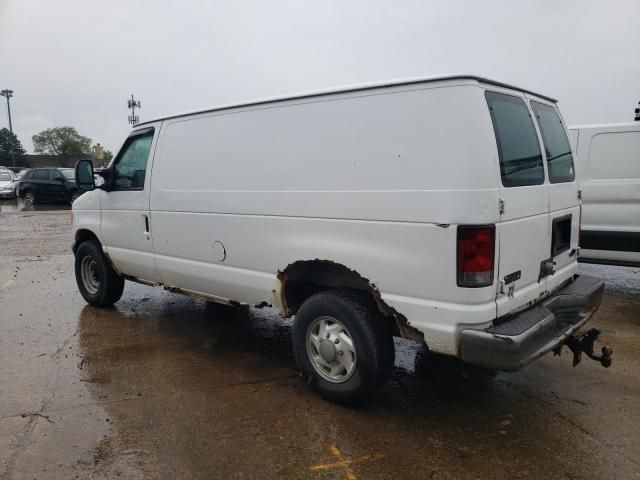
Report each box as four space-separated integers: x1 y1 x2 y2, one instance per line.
459 275 604 371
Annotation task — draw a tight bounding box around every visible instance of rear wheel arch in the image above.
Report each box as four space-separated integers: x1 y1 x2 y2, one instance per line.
277 259 424 343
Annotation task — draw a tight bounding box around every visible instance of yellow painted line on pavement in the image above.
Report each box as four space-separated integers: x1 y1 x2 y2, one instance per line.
310 443 384 480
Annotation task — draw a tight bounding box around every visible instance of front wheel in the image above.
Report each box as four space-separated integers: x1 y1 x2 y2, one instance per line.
74 240 125 307
292 290 395 405
23 191 36 206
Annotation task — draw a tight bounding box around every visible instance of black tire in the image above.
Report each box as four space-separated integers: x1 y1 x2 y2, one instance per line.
74 240 125 307
292 290 395 405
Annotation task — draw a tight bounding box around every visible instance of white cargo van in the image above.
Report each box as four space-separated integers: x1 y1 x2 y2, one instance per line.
72 75 609 404
569 122 640 267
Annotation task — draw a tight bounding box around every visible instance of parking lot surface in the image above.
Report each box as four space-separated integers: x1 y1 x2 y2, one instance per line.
1 206 639 479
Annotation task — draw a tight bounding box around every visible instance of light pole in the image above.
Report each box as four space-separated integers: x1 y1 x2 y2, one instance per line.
0 89 13 133
0 89 15 166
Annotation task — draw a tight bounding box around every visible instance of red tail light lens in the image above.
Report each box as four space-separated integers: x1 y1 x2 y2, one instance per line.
457 225 495 287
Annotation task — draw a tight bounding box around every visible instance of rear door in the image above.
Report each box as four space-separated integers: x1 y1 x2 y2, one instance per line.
528 98 580 291
49 169 68 201
33 169 53 200
484 90 551 317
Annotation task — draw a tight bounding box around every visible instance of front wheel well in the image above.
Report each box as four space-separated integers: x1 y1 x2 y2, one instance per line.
73 229 101 255
278 259 424 343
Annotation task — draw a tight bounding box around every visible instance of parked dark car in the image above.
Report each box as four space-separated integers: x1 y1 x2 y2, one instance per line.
17 168 83 206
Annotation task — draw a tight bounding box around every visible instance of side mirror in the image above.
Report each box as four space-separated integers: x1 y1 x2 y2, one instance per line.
75 160 95 191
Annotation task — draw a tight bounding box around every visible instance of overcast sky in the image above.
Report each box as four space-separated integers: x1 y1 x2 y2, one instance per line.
1 0 639 154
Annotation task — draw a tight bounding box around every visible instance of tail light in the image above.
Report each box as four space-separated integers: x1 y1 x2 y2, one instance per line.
457 225 495 287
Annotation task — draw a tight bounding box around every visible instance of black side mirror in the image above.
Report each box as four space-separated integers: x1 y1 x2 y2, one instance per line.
75 160 95 191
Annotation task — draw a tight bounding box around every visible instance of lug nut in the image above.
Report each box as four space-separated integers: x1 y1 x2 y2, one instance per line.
334 339 340 344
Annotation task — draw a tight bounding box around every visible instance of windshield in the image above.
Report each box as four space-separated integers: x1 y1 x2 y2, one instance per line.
61 169 76 180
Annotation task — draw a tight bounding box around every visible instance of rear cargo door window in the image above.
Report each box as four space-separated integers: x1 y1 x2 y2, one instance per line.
530 101 575 183
485 91 544 187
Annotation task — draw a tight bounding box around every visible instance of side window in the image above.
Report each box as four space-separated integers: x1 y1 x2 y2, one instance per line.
33 170 49 181
530 101 575 183
112 130 154 190
485 91 544 187
50 170 64 181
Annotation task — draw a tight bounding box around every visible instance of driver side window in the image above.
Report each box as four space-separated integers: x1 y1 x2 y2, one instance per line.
113 130 154 190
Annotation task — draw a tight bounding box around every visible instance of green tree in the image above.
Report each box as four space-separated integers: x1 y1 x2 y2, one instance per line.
104 150 113 163
0 128 27 166
32 127 92 159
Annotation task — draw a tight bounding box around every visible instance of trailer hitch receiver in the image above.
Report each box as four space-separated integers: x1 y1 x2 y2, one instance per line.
553 328 613 368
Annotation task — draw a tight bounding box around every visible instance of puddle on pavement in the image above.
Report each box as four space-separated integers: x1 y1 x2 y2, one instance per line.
70 277 639 479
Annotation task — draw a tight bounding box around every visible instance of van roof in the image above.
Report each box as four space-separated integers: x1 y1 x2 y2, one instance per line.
135 74 557 127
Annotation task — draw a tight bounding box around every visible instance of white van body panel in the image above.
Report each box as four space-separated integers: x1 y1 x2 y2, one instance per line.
570 122 640 266
73 76 584 358
72 189 101 242
150 81 503 354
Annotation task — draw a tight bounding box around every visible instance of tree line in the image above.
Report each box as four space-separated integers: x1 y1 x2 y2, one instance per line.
0 127 112 166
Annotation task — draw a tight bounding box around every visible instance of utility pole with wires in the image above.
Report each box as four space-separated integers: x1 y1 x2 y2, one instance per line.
128 94 141 126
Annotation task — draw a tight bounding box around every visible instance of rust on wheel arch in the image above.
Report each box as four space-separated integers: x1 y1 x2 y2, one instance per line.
277 259 425 344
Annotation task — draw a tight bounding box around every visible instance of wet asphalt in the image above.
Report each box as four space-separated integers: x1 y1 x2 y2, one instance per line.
0 202 639 479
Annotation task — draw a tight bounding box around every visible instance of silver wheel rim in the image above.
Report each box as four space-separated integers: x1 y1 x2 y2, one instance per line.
306 316 357 383
80 255 100 295
24 193 34 206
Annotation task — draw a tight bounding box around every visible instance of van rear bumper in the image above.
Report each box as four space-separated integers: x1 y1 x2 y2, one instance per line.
459 274 604 371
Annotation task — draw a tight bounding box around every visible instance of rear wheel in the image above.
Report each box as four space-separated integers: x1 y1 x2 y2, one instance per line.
23 191 36 206
292 290 395 405
74 240 124 307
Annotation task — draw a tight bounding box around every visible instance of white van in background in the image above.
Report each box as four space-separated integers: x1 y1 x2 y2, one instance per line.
569 122 640 267
71 75 608 404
